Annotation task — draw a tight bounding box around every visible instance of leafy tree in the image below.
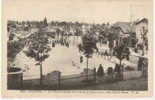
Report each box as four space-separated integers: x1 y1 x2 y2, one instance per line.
114 44 127 70
108 27 120 57
43 17 48 27
24 27 51 85
7 39 25 61
79 29 98 81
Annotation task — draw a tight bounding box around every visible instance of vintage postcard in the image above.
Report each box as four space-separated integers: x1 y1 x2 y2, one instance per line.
2 0 153 98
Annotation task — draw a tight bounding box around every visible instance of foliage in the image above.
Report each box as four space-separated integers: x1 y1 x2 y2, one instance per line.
97 64 104 76
114 64 121 73
24 28 51 62
7 39 25 61
107 67 113 75
114 44 127 63
43 17 48 27
80 31 98 58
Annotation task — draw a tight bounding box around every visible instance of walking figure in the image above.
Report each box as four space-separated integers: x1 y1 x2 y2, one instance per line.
104 50 108 59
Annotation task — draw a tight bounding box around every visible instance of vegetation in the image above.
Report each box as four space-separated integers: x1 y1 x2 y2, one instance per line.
79 28 98 81
107 67 113 75
114 64 121 73
24 27 51 85
97 64 104 77
114 44 127 69
7 39 25 62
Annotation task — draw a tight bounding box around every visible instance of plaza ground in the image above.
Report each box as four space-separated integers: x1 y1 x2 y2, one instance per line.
14 36 140 80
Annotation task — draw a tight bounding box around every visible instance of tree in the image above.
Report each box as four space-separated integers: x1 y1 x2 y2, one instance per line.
79 30 98 81
7 39 26 62
43 17 48 27
141 26 148 56
108 27 120 58
114 44 127 72
24 27 51 85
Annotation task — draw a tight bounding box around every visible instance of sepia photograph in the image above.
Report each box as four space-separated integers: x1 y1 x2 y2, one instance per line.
2 0 153 98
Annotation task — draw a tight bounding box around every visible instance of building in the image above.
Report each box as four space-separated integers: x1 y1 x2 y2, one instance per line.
135 18 148 45
112 22 133 46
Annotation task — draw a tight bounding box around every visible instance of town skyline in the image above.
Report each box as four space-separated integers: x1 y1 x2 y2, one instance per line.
4 0 150 24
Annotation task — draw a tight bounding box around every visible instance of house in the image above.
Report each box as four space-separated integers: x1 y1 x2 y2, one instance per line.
135 18 148 45
111 22 133 46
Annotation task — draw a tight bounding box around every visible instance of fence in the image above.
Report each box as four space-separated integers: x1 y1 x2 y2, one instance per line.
123 71 142 80
42 68 96 89
22 65 146 90
42 68 145 89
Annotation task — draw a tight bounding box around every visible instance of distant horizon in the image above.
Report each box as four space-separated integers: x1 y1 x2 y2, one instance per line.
4 0 150 24
7 17 148 25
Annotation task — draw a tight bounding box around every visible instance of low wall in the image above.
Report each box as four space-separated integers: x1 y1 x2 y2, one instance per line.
7 71 23 89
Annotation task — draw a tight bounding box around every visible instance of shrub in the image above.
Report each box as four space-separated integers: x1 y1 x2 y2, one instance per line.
97 65 104 76
114 64 121 73
107 67 113 75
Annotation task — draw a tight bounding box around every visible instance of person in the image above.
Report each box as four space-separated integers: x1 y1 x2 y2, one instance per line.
52 42 55 47
80 56 83 63
66 42 69 48
101 51 104 57
104 50 108 59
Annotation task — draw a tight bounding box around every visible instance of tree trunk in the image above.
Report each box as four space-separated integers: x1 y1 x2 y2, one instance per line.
40 61 43 85
120 59 121 67
120 59 123 80
86 57 89 81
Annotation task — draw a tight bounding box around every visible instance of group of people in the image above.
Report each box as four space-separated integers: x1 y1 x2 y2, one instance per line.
97 50 110 59
50 37 70 48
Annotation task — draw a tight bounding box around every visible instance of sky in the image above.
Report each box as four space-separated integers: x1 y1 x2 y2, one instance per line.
4 0 152 24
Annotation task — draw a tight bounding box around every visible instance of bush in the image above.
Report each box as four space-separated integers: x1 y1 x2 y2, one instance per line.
97 65 104 76
107 67 113 75
114 64 121 73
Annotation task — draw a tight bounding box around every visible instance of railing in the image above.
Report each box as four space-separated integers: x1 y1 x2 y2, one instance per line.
43 68 96 89
22 67 146 90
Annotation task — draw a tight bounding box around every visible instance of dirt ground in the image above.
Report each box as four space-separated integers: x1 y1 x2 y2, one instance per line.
20 76 147 90
80 77 148 90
